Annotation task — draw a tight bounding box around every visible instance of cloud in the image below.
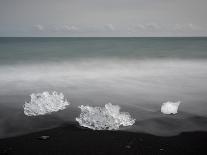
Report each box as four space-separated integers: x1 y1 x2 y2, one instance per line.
128 23 203 34
174 23 202 31
128 23 160 32
52 25 79 32
145 23 160 30
134 24 146 30
104 24 115 31
62 25 79 32
33 24 44 31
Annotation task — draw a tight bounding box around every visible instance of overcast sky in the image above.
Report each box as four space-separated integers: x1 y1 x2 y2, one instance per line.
0 0 207 37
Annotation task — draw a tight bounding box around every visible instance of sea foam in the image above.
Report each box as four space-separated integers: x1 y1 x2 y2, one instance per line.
76 103 135 130
24 91 70 116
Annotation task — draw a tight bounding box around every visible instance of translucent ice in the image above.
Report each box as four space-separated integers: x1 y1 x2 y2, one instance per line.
24 91 70 116
161 101 180 114
76 103 135 130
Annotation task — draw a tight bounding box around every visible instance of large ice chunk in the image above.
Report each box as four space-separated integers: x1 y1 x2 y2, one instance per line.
161 101 180 114
24 91 70 116
76 103 135 130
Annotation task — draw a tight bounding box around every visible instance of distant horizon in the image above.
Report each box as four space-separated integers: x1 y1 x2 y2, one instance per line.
1 36 207 38
1 0 207 37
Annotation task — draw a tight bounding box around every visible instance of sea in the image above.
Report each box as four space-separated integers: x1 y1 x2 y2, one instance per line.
0 37 207 138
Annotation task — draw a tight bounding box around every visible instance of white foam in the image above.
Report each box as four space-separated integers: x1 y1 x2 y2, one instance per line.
76 103 135 130
161 101 180 114
24 91 70 116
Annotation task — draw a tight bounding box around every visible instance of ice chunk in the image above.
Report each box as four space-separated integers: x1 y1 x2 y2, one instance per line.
161 101 180 114
76 103 135 130
38 136 50 140
24 91 70 116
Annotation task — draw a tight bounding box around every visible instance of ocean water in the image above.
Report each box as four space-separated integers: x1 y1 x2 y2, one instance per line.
0 37 207 138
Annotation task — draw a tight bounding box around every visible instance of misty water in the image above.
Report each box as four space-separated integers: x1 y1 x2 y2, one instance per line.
0 37 207 138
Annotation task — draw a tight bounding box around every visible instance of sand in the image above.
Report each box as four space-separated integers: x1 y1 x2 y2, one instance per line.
0 122 207 155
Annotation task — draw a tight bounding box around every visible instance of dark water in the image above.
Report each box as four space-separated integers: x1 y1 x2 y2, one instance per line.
1 37 207 65
0 37 207 138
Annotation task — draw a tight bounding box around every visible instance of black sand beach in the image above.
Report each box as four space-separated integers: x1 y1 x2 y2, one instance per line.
0 123 207 155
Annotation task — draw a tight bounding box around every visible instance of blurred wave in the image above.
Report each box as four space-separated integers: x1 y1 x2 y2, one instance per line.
0 59 207 115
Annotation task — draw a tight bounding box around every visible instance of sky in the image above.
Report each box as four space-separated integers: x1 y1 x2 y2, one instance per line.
0 0 207 37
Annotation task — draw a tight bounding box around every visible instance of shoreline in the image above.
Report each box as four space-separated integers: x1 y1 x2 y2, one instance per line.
0 123 207 155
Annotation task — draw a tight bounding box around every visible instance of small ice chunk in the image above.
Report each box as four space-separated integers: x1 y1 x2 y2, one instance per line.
24 91 70 116
76 103 135 130
38 136 50 140
161 101 180 114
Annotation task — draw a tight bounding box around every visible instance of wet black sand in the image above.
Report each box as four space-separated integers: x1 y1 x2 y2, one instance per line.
0 123 207 155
